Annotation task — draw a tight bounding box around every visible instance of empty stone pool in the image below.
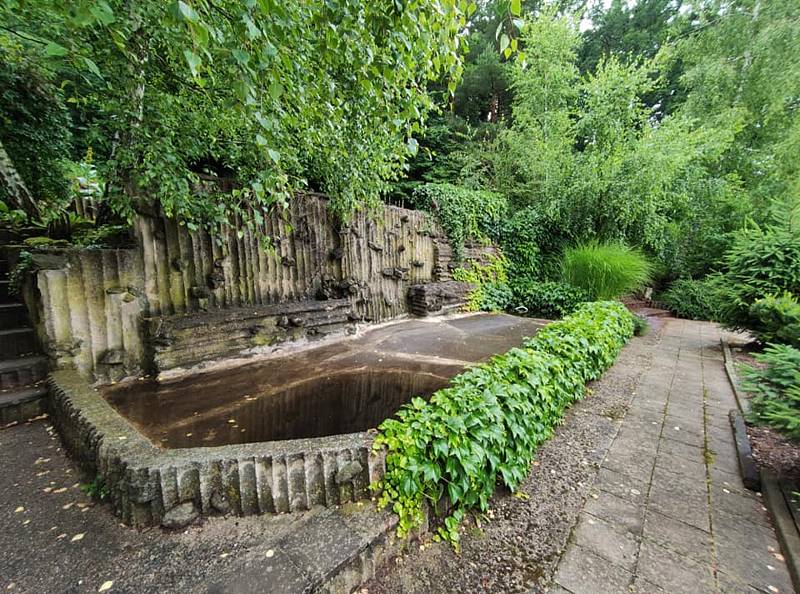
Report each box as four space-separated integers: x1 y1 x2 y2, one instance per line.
103 313 545 449
47 312 544 526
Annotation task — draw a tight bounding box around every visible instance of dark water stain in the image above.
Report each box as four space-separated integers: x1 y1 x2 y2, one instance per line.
104 313 545 449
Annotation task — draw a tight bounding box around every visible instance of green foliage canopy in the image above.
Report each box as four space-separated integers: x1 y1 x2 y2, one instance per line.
1 0 473 226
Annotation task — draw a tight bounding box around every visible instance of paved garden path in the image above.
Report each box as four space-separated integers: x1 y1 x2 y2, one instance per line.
552 318 794 594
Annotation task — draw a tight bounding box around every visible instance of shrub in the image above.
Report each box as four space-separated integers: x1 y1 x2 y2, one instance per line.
740 343 800 439
561 241 652 300
480 282 514 312
509 278 590 319
661 276 723 321
374 301 634 546
749 293 800 348
715 222 800 335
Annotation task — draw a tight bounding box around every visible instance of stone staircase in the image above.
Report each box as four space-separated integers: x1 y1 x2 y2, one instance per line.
0 230 49 425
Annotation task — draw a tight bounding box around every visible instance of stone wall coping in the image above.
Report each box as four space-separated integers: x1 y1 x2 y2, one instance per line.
48 368 384 527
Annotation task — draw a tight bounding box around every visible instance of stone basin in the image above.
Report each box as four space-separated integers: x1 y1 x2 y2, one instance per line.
49 312 544 526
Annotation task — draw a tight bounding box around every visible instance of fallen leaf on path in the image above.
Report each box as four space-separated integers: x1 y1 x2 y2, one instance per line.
98 581 113 592
71 533 85 542
14 507 24 513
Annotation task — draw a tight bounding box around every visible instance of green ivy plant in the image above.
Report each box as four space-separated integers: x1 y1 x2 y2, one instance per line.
452 254 509 312
373 301 634 547
411 183 508 261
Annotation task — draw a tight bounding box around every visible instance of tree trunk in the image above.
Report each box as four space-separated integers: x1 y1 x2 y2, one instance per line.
0 138 38 218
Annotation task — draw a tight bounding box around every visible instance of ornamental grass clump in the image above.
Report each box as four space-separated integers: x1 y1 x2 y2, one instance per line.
561 241 652 300
374 301 634 546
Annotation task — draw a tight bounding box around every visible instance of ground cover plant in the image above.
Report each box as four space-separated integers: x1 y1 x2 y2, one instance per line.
374 301 635 546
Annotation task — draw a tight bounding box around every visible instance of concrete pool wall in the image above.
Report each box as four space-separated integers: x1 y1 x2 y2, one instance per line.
48 314 545 526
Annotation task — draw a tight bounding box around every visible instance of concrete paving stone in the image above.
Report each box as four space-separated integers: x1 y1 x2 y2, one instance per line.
663 415 705 436
602 454 654 483
649 483 710 532
710 485 771 528
609 436 659 460
657 437 706 465
547 585 574 594
605 448 659 473
616 416 663 434
662 432 707 457
654 452 708 483
642 509 712 565
709 465 748 495
572 512 639 571
651 464 708 498
584 490 646 536
637 539 715 594
595 467 648 504
706 423 736 448
278 509 365 583
661 427 705 449
210 548 312 594
706 411 736 432
713 509 774 552
717 571 765 594
630 575 667 593
554 544 633 594
665 396 704 413
715 533 794 594
706 441 742 476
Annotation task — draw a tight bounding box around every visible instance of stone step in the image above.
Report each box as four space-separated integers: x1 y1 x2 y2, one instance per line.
0 327 37 358
0 303 29 329
0 258 7 275
0 280 13 303
0 384 48 425
0 356 48 390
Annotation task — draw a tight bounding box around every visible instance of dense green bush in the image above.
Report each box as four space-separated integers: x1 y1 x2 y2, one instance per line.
375 301 634 546
411 183 507 260
661 276 723 321
480 282 514 312
749 293 800 348
741 343 800 439
561 241 652 300
715 222 800 337
509 279 590 319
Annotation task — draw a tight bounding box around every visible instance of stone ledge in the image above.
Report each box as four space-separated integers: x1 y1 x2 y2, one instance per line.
48 369 385 527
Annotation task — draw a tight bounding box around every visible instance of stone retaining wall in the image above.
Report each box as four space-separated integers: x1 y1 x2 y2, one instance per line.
48 369 385 527
27 194 496 382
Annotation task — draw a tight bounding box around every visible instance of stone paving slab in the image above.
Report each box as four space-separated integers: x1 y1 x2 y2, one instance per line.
552 318 795 594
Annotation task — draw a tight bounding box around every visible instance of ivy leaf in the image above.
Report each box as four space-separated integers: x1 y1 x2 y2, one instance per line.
232 49 250 65
499 34 510 54
267 148 281 163
406 137 419 157
177 1 199 22
83 57 102 78
183 49 201 77
45 42 68 57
